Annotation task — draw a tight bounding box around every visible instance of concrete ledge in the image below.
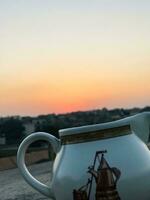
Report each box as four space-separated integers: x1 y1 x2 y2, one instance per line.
0 149 49 171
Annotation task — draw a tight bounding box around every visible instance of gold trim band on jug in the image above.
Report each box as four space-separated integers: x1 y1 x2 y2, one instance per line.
61 125 131 145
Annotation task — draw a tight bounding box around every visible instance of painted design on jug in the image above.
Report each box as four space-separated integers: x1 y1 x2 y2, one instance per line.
73 150 121 200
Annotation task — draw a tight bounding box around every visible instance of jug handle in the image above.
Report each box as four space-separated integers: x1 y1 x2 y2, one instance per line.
17 132 60 199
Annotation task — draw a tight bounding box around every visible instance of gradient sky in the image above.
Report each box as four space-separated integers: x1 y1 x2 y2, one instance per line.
0 0 150 116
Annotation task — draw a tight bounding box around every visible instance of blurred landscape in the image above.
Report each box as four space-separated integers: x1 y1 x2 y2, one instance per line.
0 106 150 162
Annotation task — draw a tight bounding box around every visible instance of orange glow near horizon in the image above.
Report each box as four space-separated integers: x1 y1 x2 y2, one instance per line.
0 63 150 116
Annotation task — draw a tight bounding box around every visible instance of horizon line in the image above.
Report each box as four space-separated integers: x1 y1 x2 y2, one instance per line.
0 105 149 118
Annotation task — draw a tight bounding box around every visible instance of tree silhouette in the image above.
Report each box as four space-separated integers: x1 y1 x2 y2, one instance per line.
1 118 25 145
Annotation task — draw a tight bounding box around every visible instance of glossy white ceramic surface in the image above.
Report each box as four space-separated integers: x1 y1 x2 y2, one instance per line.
17 112 150 200
52 133 150 200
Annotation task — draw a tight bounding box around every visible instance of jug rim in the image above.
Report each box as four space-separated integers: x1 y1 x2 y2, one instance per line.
59 112 150 137
59 120 130 137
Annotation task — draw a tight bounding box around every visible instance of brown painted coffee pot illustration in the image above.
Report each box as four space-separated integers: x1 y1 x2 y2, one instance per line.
73 150 121 200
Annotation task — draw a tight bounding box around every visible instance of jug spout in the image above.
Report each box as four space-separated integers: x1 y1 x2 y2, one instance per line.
129 112 150 143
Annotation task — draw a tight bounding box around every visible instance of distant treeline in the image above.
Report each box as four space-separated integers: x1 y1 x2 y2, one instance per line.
0 106 150 145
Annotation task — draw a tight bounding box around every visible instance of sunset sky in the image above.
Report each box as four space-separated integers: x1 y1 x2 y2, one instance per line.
0 0 150 116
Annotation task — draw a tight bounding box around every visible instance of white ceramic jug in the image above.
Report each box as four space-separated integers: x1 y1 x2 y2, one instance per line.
17 112 150 200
